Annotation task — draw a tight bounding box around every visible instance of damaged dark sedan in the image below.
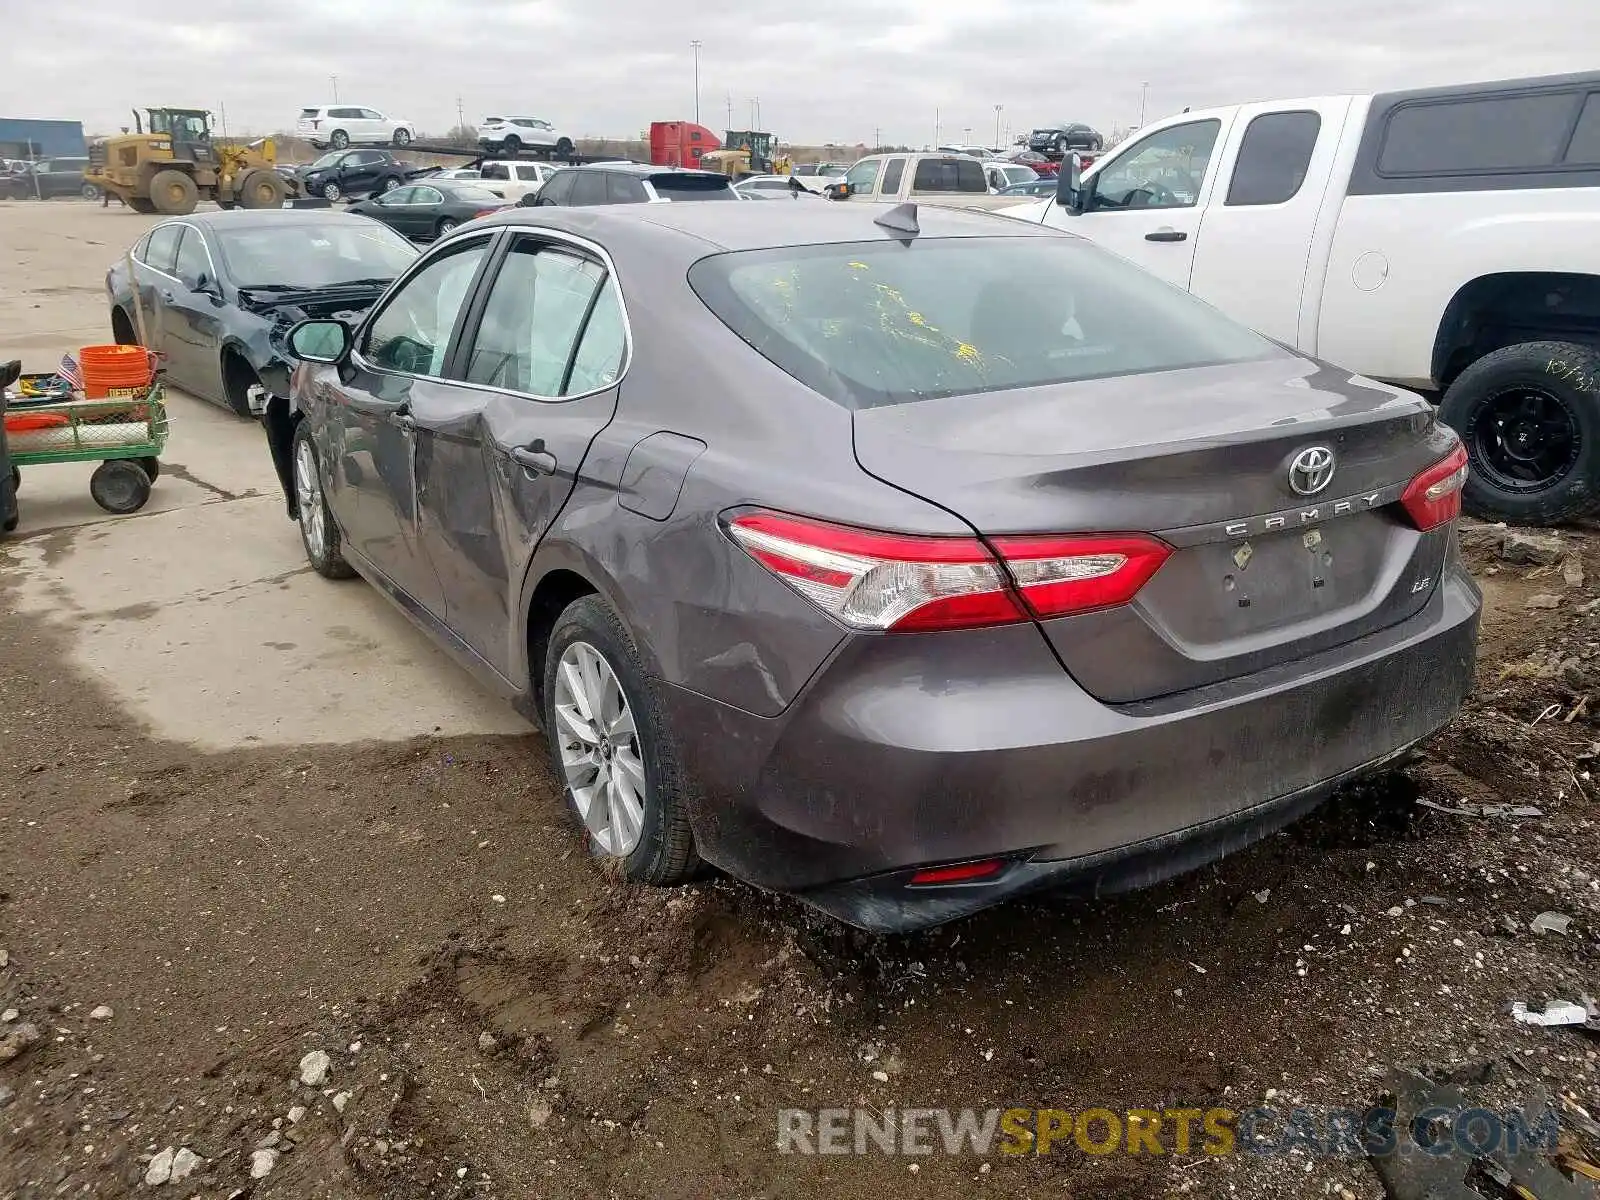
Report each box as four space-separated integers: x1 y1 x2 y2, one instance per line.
106 210 418 419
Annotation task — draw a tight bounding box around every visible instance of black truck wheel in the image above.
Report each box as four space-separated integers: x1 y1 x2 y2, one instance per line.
1439 340 1600 525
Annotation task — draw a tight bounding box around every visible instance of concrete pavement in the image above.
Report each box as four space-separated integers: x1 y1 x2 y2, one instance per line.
0 199 530 750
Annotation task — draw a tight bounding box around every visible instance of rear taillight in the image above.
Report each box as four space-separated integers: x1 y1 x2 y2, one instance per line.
466 208 502 220
725 511 1170 633
1400 442 1469 531
909 858 1007 886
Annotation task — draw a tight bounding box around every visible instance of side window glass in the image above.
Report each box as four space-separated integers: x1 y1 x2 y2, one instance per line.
362 240 489 376
464 240 605 395
605 173 644 203
143 224 182 274
569 172 609 206
539 172 574 205
1226 111 1321 206
566 278 626 394
880 158 905 194
1092 119 1221 210
383 187 415 206
174 228 210 287
1380 93 1575 174
844 158 881 191
1567 93 1600 164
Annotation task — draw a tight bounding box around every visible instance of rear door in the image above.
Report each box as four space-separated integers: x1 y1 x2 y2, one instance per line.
1188 99 1350 347
135 223 184 381
410 232 626 676
1070 115 1232 289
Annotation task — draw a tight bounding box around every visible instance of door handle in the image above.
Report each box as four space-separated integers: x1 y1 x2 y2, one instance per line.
159 288 176 301
1145 229 1187 243
510 440 557 475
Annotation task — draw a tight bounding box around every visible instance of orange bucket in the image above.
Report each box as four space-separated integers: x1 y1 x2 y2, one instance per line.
79 344 157 399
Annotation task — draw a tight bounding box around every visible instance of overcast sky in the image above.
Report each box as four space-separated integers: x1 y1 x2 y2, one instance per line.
6 0 1600 147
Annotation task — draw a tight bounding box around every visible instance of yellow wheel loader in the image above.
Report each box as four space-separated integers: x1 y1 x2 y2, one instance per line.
87 108 290 216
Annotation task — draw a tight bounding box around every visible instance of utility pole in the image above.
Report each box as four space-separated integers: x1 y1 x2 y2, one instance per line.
993 104 1003 149
873 126 880 150
330 75 339 103
725 92 733 132
934 107 940 147
690 40 702 125
963 126 972 145
455 95 465 136
1139 81 1148 127
755 97 761 130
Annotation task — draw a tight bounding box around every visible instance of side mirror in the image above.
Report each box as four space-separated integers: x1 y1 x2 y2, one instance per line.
1054 152 1085 214
288 319 351 365
826 181 850 200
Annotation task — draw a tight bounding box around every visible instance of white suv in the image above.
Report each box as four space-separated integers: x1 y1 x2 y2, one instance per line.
477 160 563 202
478 116 574 159
296 106 415 150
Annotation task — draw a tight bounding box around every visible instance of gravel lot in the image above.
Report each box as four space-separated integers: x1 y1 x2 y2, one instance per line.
1 198 1596 1199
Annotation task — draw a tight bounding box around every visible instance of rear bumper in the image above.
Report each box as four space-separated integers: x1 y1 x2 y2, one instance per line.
663 563 1480 932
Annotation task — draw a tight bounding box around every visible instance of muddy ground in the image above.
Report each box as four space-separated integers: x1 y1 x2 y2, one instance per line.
1 519 1597 1199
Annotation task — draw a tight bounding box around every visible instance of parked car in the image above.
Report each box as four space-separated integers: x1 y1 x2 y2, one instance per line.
1008 150 1061 178
477 159 562 203
298 149 417 202
266 202 1479 933
297 105 415 150
789 162 848 194
348 181 511 240
521 162 737 206
433 167 484 181
1028 122 1104 157
106 209 417 419
997 177 1057 197
1017 68 1600 524
2 157 94 200
733 174 814 199
983 162 1040 193
478 116 574 159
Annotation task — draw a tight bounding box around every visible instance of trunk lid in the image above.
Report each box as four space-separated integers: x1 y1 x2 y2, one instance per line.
852 357 1458 703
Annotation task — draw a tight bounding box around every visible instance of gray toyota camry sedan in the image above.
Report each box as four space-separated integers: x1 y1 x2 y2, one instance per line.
269 201 1480 933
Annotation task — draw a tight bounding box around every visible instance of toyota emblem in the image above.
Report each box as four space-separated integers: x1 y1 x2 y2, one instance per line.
1288 446 1336 496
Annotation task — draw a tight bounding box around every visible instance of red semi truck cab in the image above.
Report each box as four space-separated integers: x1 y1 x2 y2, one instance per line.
648 121 721 168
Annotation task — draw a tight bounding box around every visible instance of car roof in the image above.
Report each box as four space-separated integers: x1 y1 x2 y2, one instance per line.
466 198 1065 256
170 209 383 232
572 162 725 180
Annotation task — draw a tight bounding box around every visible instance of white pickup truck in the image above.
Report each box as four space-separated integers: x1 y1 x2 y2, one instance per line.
1005 69 1600 524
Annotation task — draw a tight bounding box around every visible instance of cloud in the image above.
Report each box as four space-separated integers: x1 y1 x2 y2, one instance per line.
3 0 1598 147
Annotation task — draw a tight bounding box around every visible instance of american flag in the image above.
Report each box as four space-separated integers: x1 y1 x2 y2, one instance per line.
58 352 83 391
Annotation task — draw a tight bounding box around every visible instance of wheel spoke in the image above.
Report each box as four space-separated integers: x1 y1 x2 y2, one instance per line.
560 658 595 724
608 705 637 740
613 744 646 791
553 700 600 746
607 774 643 853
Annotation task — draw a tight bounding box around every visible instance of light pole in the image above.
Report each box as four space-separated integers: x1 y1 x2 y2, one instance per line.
690 41 702 125
330 75 339 103
1139 81 1148 127
993 104 1003 149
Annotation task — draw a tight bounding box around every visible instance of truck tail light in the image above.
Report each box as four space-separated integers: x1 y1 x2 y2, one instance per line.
1400 442 1469 531
725 511 1170 633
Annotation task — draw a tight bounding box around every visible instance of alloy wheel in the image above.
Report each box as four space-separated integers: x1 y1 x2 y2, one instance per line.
295 438 327 554
1471 386 1581 494
553 640 645 857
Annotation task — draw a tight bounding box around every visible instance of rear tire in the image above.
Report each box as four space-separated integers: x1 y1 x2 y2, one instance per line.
149 169 198 215
1439 340 1600 525
435 217 458 237
89 460 152 514
129 197 156 214
321 181 342 202
542 595 700 885
111 307 139 346
292 421 355 580
81 182 100 201
330 129 350 150
503 135 522 155
222 354 260 419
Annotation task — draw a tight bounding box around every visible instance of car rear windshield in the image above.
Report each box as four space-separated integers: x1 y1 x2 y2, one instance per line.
688 237 1282 409
648 174 736 200
216 222 418 290
300 108 321 117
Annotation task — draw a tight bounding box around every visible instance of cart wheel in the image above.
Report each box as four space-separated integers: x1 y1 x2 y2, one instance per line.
137 457 161 482
89 460 152 514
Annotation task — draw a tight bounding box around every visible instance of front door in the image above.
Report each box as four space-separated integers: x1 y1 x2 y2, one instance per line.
326 234 496 616
370 186 421 237
410 233 626 676
340 151 384 197
157 225 227 404
133 223 185 382
1069 116 1231 290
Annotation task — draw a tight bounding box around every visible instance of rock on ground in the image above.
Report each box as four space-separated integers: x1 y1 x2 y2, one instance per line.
298 1048 331 1086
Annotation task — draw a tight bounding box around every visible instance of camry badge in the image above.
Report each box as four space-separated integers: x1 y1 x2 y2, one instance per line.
1288 446 1336 497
